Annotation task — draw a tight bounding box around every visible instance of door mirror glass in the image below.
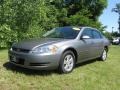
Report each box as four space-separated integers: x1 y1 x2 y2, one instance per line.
81 35 91 39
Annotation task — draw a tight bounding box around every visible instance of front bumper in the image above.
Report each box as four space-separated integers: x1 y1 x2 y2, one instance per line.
8 50 61 70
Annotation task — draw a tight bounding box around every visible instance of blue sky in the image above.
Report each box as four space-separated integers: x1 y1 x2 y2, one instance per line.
99 0 120 32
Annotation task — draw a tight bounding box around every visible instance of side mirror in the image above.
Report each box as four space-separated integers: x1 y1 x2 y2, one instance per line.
81 35 91 39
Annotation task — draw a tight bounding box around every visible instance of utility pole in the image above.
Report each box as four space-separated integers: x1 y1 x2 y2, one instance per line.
118 14 120 33
112 27 114 34
112 3 120 33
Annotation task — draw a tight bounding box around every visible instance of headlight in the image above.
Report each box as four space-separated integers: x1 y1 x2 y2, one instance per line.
30 45 58 54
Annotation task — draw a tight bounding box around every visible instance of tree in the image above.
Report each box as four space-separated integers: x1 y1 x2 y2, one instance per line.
112 3 120 33
55 0 107 20
0 24 17 48
0 0 59 47
50 0 107 28
0 0 108 48
0 0 58 40
112 31 120 37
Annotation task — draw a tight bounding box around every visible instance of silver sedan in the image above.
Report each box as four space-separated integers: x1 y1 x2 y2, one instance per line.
9 26 110 73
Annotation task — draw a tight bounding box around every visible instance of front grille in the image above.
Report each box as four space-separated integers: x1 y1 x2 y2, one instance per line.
12 47 30 53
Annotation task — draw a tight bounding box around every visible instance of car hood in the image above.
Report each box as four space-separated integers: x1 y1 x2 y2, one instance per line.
12 38 68 50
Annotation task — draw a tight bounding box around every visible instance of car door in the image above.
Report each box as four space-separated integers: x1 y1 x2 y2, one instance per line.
91 29 104 58
77 28 94 62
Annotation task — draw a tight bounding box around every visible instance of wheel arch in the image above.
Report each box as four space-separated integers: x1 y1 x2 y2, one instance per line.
104 46 109 52
62 47 78 63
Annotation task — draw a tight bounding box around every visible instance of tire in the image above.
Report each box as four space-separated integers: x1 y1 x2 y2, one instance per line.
99 48 108 61
58 50 75 74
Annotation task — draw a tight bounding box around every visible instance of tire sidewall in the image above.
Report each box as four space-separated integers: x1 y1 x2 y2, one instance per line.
101 49 107 61
59 50 75 73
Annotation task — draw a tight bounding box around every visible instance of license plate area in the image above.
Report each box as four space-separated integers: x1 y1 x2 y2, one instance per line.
10 56 17 62
10 56 25 65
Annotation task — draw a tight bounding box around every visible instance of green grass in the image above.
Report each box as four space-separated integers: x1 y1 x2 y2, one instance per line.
0 46 120 90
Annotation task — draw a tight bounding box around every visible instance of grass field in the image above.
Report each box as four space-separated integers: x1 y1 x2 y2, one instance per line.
0 46 120 90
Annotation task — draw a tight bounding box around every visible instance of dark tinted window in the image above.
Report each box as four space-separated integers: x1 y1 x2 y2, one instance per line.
82 28 93 38
92 30 102 39
43 27 81 39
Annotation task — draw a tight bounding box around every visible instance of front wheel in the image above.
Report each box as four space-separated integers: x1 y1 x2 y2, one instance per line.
58 51 75 74
100 49 108 61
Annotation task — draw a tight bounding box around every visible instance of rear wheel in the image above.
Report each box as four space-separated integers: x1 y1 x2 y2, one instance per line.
100 48 108 61
58 51 75 73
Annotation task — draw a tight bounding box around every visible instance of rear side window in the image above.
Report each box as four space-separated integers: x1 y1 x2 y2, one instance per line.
92 30 102 39
82 28 93 38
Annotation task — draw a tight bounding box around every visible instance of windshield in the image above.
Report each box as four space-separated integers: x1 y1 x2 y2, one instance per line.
43 27 81 39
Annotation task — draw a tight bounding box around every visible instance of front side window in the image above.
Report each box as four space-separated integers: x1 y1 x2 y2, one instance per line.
81 28 93 38
92 30 102 39
43 27 81 39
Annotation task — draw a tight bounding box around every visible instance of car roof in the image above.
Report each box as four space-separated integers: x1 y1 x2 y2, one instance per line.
56 26 99 32
58 26 96 28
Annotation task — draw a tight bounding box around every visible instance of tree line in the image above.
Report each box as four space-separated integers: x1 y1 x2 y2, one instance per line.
0 0 107 48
